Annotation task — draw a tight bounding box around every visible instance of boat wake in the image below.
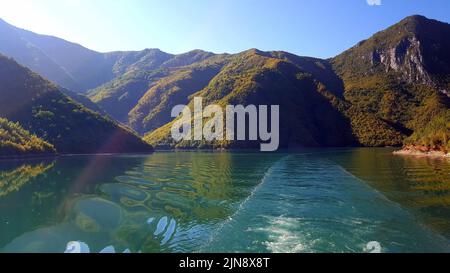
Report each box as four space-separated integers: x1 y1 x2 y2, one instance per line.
201 154 450 253
257 216 307 253
200 155 292 252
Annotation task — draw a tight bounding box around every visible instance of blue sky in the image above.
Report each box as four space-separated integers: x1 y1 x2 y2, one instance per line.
0 0 449 58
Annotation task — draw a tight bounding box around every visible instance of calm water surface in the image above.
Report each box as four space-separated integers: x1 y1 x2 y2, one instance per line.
0 149 449 253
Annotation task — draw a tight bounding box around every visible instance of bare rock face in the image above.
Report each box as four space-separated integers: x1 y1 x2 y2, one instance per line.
371 36 433 86
337 16 450 98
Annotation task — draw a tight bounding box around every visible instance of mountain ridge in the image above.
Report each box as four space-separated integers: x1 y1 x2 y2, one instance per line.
331 14 450 153
0 54 153 155
0 15 448 152
0 18 221 93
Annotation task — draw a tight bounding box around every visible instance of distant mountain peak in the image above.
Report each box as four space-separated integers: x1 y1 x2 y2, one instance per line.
333 14 450 87
398 14 449 26
141 48 168 54
186 49 210 54
401 14 429 22
245 48 264 54
330 15 450 152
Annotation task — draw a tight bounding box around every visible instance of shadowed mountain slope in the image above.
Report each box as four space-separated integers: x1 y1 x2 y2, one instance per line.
0 54 153 154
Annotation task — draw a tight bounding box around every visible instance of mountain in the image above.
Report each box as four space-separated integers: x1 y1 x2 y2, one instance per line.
1 15 448 152
0 18 217 93
332 15 450 152
144 49 403 149
59 88 106 114
128 54 231 133
0 19 79 91
87 69 172 123
144 16 449 150
333 15 450 89
0 117 55 157
0 54 153 154
88 52 224 123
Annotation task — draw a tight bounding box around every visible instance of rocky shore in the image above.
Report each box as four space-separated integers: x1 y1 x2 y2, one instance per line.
393 145 450 158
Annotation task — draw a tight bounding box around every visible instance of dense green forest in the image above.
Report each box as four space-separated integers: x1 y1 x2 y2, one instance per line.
332 15 450 153
0 118 55 156
142 16 450 151
0 55 153 155
0 15 449 154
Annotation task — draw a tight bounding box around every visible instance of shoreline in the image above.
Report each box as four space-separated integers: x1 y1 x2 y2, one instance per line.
0 151 154 161
393 148 450 158
3 148 450 160
0 153 58 162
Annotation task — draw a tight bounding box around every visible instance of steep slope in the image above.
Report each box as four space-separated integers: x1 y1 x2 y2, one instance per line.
144 49 402 149
333 15 450 89
60 88 106 114
108 49 174 76
128 55 230 133
88 69 172 122
3 15 447 152
0 18 218 93
0 118 55 157
0 54 153 154
332 15 450 151
0 19 168 92
88 51 223 123
160 50 217 68
0 19 80 91
403 95 450 153
269 51 345 97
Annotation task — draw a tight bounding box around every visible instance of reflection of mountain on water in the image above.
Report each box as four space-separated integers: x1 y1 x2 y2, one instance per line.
330 148 450 239
0 160 54 198
113 152 237 221
0 156 145 250
1 153 280 253
1 151 450 253
107 153 282 226
2 195 179 253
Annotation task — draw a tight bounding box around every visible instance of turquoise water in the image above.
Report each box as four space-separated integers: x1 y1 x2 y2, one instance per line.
0 149 449 253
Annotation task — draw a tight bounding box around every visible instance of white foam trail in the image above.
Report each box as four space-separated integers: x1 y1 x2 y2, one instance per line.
200 155 291 251
258 216 306 253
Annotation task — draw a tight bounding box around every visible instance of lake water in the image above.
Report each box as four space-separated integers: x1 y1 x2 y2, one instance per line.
0 149 449 253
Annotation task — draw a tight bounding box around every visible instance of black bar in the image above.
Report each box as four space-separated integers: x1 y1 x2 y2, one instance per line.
0 253 447 272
